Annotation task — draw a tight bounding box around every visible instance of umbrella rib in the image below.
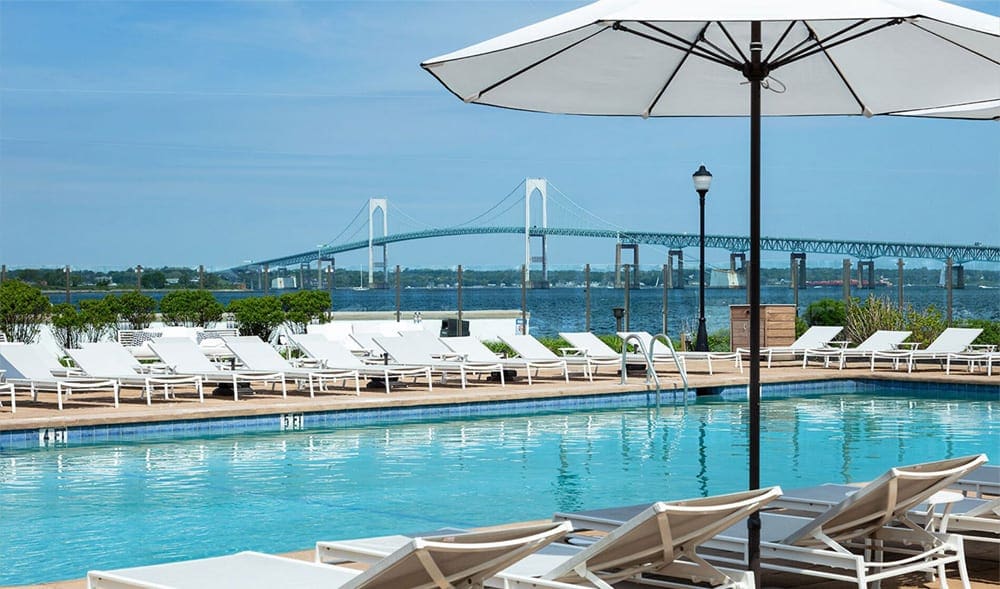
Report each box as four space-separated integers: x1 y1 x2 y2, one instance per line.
641 22 711 117
772 19 901 69
764 21 801 65
801 21 869 115
906 20 1000 66
715 21 749 65
621 22 741 69
473 25 611 102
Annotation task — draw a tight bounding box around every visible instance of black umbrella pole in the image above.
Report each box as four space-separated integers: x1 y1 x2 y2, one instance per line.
748 19 763 589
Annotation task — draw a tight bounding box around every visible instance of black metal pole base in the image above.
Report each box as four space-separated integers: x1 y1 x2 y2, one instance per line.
212 384 255 398
695 318 710 351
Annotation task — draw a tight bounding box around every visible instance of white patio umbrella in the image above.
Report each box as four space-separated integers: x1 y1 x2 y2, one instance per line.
420 0 999 580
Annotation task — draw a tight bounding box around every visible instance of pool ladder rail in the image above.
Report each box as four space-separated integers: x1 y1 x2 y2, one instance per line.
620 333 689 400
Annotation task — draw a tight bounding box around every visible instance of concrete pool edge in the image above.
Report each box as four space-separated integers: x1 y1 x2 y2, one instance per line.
2 370 997 451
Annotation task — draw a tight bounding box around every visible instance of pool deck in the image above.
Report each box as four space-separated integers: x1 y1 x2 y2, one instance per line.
2 360 997 588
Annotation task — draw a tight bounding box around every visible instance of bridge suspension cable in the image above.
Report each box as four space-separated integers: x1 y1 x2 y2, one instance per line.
320 201 369 248
453 180 526 228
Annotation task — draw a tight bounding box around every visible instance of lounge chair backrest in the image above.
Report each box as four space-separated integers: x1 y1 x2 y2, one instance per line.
373 337 426 365
544 487 782 587
559 332 618 357
400 331 453 355
498 335 558 360
0 344 53 380
67 347 134 377
291 334 365 368
161 326 202 341
443 337 503 363
343 521 570 589
350 332 384 355
82 341 144 370
790 326 843 349
855 330 911 351
223 336 294 372
783 454 988 547
149 338 219 373
924 327 983 352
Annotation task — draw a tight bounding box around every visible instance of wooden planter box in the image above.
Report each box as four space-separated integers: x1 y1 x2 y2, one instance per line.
729 304 796 352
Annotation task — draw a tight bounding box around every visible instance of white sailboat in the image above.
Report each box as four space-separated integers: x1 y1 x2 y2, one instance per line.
352 267 368 291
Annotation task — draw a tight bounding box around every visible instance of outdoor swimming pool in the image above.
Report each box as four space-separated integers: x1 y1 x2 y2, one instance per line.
1 385 996 585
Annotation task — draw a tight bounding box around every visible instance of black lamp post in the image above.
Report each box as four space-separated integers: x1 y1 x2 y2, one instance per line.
692 165 712 352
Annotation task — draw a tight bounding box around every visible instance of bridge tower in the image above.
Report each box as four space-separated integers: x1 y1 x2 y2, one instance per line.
524 179 550 289
369 198 389 289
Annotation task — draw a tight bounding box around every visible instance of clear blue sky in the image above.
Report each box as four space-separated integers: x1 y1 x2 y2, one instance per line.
1 0 997 273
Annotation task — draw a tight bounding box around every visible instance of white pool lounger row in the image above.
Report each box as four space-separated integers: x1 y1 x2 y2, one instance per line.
85 454 991 589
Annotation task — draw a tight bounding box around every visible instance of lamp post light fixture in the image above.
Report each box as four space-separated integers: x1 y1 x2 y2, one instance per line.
692 165 712 352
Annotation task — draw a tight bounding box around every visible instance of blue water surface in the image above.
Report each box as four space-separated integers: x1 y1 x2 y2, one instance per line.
0 388 996 585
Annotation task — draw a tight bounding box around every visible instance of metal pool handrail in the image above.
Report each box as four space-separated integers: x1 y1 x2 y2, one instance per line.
620 333 689 394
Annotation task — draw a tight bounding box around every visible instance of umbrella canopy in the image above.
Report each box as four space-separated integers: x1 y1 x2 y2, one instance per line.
422 0 998 117
894 99 1000 120
421 3 998 583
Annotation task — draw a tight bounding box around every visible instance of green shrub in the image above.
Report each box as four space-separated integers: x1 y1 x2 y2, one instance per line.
794 316 809 338
904 304 946 347
0 280 51 342
228 296 285 340
845 295 905 345
481 340 514 358
79 297 119 343
281 290 331 334
159 290 224 327
50 303 84 349
803 298 846 327
707 329 731 352
118 291 156 330
535 336 569 355
597 334 622 353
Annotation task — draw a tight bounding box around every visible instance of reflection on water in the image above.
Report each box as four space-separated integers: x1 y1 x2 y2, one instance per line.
0 391 995 585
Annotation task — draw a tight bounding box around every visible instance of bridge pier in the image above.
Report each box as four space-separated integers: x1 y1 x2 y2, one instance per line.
614 243 640 288
857 260 875 289
668 249 684 289
369 198 389 290
789 253 806 288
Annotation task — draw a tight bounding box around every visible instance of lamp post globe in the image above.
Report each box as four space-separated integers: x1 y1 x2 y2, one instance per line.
692 165 712 352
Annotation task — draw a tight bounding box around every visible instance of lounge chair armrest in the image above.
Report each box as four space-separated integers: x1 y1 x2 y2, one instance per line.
559 347 585 357
895 342 921 350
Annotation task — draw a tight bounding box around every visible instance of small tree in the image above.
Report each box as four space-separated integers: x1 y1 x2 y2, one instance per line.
904 304 946 347
160 290 223 327
803 298 846 327
80 297 120 343
228 296 285 339
118 290 157 330
845 295 905 344
0 280 51 342
280 290 330 334
50 303 85 349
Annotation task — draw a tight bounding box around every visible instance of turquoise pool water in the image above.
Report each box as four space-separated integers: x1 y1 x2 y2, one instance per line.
1 389 996 585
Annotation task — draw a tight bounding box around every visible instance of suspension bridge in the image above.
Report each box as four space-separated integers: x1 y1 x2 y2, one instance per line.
229 178 1000 288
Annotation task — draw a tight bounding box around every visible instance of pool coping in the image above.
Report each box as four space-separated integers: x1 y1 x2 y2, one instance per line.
2 372 996 451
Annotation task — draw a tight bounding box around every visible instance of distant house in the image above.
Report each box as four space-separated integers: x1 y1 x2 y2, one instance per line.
166 278 181 285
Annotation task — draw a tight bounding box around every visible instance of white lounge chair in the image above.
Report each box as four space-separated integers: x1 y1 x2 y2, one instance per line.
619 330 743 374
558 454 984 589
955 464 1000 498
88 521 571 589
373 336 503 389
871 327 982 373
0 343 119 410
718 454 985 589
441 336 552 385
801 329 911 369
68 343 204 405
946 348 998 376
149 337 287 401
738 325 843 368
320 487 782 589
290 333 433 394
557 331 640 377
222 335 360 396
497 335 576 382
